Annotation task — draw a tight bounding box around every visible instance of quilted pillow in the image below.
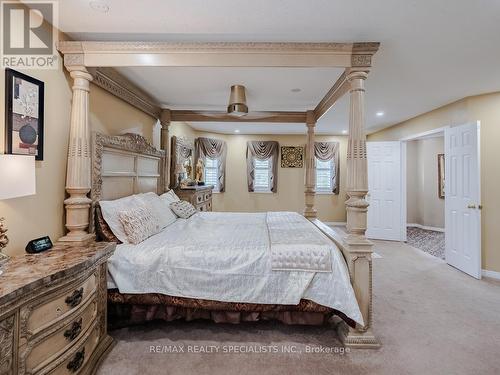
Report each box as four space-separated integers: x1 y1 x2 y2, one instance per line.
119 205 160 244
160 190 180 205
100 195 143 244
169 200 197 219
137 192 177 230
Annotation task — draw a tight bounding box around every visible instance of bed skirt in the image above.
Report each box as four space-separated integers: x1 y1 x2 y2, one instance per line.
107 289 355 329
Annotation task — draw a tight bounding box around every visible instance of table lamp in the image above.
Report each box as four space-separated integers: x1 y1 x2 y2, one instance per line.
0 155 36 255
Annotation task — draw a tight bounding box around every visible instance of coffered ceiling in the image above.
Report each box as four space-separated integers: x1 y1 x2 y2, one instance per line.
50 0 500 134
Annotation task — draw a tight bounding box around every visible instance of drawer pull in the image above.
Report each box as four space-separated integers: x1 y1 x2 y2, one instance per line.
64 318 83 341
65 288 84 308
66 348 85 372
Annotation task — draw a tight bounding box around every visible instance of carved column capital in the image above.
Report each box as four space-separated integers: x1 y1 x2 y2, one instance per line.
346 70 368 82
160 108 172 128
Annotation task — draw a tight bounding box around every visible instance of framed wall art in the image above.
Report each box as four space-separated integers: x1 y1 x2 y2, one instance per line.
280 146 304 168
438 153 445 199
5 69 45 161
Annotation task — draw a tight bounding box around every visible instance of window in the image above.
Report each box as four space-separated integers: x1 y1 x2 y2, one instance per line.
253 157 272 192
204 157 220 191
315 158 334 192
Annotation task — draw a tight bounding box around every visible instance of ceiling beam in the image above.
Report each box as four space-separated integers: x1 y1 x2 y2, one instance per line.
57 41 379 69
313 70 350 121
171 110 307 123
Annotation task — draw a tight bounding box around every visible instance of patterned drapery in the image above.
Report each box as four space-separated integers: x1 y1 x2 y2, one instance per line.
314 141 340 194
195 137 227 192
246 141 279 192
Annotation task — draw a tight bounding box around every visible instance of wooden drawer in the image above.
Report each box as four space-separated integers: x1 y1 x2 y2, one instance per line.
22 297 98 373
195 193 204 204
47 323 100 375
26 273 97 335
203 192 212 202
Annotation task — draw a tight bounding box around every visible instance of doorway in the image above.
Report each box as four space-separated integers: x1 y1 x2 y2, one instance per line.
403 130 445 260
367 122 481 279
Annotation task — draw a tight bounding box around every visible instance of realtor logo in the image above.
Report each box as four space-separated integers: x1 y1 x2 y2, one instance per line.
1 0 58 69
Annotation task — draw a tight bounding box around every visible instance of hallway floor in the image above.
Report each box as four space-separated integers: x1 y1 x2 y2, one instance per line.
406 226 445 260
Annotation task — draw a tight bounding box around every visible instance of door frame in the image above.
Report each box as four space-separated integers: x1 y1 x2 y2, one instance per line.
399 126 449 242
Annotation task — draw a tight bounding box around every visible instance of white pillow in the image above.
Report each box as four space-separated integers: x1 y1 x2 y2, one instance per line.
170 200 197 219
160 190 180 205
137 192 176 230
100 195 143 243
119 204 160 245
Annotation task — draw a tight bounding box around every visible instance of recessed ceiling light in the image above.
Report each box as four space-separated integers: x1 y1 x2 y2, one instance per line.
89 1 110 13
234 129 240 133
291 88 301 93
376 111 385 117
342 130 348 134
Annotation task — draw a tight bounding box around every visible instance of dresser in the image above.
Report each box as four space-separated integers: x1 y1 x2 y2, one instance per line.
174 185 214 212
0 241 115 375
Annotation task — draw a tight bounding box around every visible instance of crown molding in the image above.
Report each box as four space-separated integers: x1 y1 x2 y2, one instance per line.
88 67 161 118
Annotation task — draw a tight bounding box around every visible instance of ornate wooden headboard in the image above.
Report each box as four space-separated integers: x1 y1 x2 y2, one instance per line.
91 132 166 232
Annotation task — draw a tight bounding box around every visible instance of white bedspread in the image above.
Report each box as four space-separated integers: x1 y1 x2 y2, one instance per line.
267 212 332 272
107 211 363 325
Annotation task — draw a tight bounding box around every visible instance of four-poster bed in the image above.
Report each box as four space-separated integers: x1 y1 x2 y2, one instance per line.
56 41 380 348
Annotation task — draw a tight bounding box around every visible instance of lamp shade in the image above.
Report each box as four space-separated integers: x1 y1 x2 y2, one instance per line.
0 155 36 200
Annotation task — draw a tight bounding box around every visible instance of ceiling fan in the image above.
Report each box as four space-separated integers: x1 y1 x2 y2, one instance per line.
191 85 289 121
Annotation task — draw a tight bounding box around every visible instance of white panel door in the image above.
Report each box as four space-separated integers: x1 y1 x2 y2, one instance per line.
366 142 403 241
445 122 481 279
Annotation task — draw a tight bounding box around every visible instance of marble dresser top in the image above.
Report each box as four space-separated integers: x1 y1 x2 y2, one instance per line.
0 241 115 306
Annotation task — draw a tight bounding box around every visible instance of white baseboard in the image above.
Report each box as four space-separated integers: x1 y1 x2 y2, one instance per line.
323 221 347 226
482 269 500 280
407 223 445 233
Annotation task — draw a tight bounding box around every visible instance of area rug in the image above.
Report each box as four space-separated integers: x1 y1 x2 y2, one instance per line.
406 226 445 260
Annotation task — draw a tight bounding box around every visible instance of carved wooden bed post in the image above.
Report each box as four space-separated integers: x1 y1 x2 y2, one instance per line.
304 110 317 218
59 59 94 243
160 109 171 190
340 68 379 347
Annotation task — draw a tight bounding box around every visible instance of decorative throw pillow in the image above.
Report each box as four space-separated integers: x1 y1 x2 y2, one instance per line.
160 190 180 205
100 195 143 244
169 200 197 219
119 205 160 245
137 192 177 230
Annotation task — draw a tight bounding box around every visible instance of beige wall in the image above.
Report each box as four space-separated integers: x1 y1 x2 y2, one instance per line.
0 63 72 257
369 92 500 272
169 126 348 222
1 62 157 258
406 138 444 228
89 84 157 143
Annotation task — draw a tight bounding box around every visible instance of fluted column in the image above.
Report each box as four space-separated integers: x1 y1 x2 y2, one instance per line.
59 67 94 243
303 110 317 219
160 109 171 190
345 70 370 240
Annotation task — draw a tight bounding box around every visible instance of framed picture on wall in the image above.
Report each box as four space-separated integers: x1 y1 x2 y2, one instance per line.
438 153 445 199
280 146 304 168
5 69 45 161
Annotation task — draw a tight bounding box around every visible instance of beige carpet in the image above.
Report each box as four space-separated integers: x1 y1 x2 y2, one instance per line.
98 240 500 375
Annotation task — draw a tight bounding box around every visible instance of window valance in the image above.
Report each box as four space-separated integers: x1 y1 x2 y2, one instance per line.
195 137 227 192
314 141 340 194
246 141 279 192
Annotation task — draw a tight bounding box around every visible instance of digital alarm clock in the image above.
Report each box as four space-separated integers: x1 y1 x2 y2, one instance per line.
25 236 53 254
